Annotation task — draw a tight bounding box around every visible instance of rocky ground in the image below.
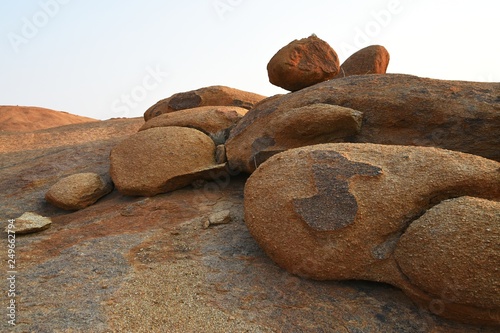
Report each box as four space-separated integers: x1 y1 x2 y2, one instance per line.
0 117 497 332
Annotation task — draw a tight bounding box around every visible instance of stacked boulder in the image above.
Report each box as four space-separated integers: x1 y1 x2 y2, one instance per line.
143 85 265 121
267 34 340 91
226 74 500 173
110 86 266 196
266 35 390 92
334 44 390 78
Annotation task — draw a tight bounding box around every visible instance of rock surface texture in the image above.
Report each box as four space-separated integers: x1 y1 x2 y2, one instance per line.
3 118 494 332
335 45 390 78
110 126 222 196
143 86 265 121
45 173 113 210
395 196 500 322
227 74 500 173
0 117 144 153
244 143 500 325
267 35 340 91
139 106 247 144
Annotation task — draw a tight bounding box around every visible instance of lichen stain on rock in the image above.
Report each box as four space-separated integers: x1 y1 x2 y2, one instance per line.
293 150 382 231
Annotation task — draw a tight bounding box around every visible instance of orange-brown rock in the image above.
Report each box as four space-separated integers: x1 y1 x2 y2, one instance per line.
45 173 113 210
226 103 362 169
139 106 247 144
267 35 340 91
143 86 266 121
0 118 496 332
244 143 500 325
335 45 390 78
0 105 97 132
395 196 500 324
227 74 500 173
110 127 221 196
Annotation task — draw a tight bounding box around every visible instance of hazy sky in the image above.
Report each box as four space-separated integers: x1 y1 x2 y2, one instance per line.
1 0 499 120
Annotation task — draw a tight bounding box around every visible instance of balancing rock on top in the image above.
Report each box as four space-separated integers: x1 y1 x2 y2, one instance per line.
267 34 340 91
335 45 390 78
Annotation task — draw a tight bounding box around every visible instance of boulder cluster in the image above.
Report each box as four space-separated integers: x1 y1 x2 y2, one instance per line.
43 35 499 325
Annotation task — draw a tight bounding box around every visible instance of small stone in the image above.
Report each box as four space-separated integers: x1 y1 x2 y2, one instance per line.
215 145 227 164
204 210 232 228
45 173 113 210
5 212 51 234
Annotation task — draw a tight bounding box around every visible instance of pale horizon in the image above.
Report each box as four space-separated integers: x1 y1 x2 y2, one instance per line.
1 0 499 120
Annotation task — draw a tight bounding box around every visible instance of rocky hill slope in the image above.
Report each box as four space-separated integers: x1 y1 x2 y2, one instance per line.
0 105 97 132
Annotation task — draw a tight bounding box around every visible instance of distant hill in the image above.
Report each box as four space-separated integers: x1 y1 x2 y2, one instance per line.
0 105 97 132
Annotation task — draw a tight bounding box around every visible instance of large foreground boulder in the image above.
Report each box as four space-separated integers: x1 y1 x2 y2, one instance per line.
244 143 500 324
110 127 222 196
227 74 500 173
267 34 340 91
139 106 247 144
144 86 266 121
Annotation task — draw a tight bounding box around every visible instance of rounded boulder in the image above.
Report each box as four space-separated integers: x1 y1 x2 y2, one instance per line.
45 172 113 210
394 196 500 318
110 127 218 196
244 143 500 324
139 106 247 145
267 35 340 91
335 45 390 78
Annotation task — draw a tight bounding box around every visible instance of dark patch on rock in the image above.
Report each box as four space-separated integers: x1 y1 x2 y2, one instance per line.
251 136 276 159
232 99 253 109
293 151 382 231
371 233 402 260
254 149 285 169
169 91 202 110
